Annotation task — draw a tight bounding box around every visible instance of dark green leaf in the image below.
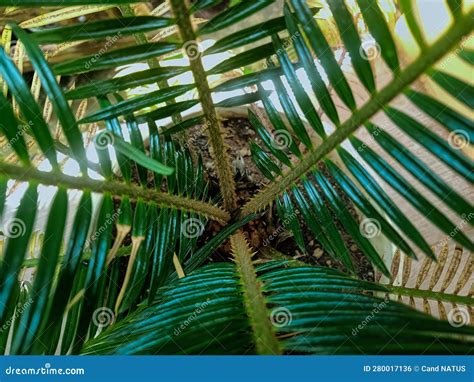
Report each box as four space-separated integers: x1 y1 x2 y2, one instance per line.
33 17 175 43
0 185 37 323
66 67 189 100
10 23 88 173
290 0 356 110
0 47 58 169
198 0 273 35
53 42 181 75
80 84 194 123
12 188 68 354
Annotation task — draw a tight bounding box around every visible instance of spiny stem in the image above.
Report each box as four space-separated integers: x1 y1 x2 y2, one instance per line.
241 10 473 216
0 161 230 223
231 232 281 355
169 0 237 212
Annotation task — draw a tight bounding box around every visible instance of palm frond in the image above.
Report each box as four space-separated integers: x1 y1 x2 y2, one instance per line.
0 0 472 357
237 0 472 275
82 260 474 355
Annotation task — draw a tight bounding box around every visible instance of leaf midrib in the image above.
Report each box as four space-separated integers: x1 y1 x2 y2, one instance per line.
0 161 229 223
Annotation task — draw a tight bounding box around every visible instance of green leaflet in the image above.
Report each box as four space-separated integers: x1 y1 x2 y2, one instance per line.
53 42 181 75
257 83 302 158
276 192 305 253
207 43 275 75
97 97 131 182
80 84 195 123
0 92 30 165
0 177 6 219
215 92 263 108
290 0 356 110
337 147 433 259
365 122 472 219
429 69 474 109
10 23 88 173
106 132 174 176
357 0 400 72
272 34 325 138
205 8 319 55
314 171 390 277
66 67 189 100
36 191 92 354
0 0 143 4
405 89 474 141
386 107 473 182
136 100 199 123
73 194 113 353
327 0 375 93
325 159 417 260
191 0 226 14
350 136 474 252
0 185 37 323
282 8 339 125
32 16 175 43
82 263 474 355
160 115 205 136
198 0 273 35
248 109 293 167
124 116 148 186
148 208 177 304
0 47 58 169
12 188 68 355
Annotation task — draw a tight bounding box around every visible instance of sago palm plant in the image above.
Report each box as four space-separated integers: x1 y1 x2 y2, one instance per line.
0 0 472 355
